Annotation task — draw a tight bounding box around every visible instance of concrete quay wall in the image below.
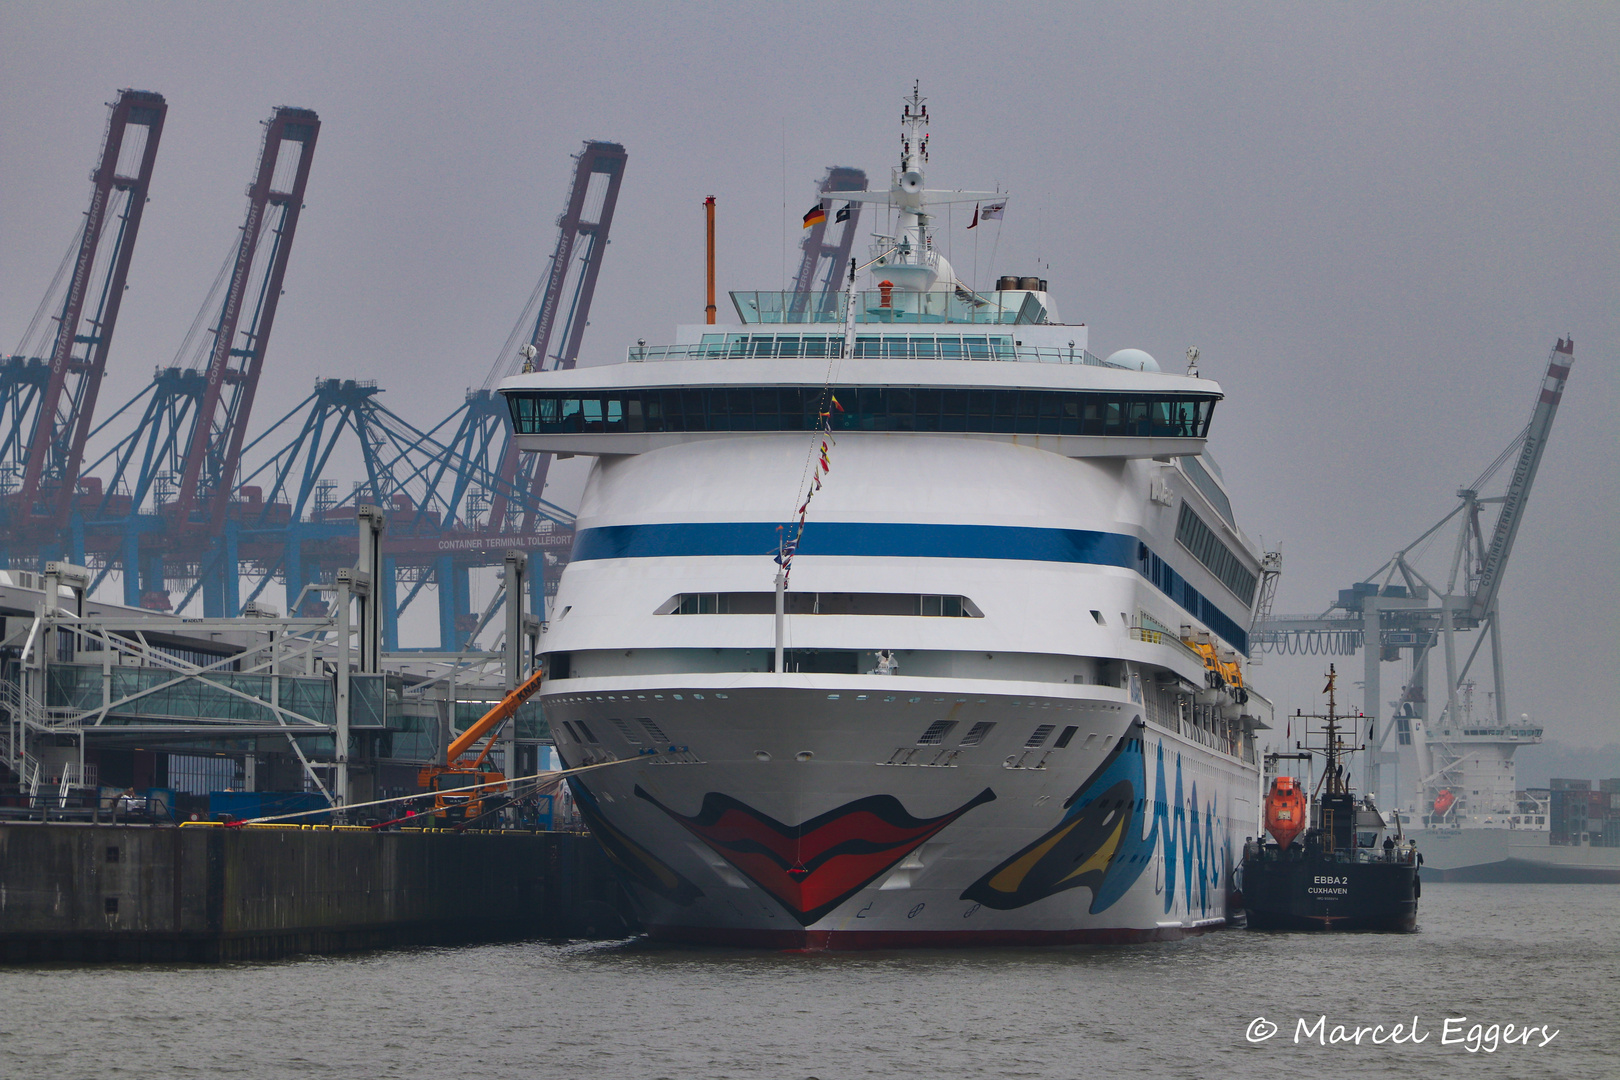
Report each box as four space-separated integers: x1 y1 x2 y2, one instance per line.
0 823 633 962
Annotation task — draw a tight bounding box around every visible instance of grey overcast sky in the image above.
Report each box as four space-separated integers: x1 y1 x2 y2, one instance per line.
3 2 1616 743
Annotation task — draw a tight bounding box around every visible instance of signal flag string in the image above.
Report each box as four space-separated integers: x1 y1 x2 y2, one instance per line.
778 247 894 585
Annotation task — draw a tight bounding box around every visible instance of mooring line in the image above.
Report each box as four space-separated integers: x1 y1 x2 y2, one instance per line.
190 754 640 828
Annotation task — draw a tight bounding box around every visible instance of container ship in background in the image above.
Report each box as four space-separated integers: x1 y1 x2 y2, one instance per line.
500 87 1273 946
1411 775 1620 883
1395 693 1620 882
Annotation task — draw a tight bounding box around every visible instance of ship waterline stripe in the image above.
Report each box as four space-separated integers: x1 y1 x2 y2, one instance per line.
569 521 1250 654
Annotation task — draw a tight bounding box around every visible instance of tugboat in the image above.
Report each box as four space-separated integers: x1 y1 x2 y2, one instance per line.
1242 666 1419 931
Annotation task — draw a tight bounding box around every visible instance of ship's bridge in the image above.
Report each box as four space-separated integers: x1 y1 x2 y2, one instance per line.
501 346 1218 461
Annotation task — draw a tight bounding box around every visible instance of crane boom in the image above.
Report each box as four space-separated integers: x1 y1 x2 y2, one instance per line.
790 166 867 318
1468 337 1573 622
486 141 627 537
171 106 319 531
444 667 546 764
6 89 166 538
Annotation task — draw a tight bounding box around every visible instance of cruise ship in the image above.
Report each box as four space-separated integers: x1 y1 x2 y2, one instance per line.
501 89 1273 946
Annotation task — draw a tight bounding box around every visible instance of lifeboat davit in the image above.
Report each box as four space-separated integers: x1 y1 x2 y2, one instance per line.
1433 789 1456 816
1264 775 1308 850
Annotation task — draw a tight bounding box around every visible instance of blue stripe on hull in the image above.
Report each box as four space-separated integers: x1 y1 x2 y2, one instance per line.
573 520 1137 567
569 521 1249 654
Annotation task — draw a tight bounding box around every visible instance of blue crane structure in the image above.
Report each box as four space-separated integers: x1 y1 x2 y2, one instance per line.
9 108 631 652
382 140 628 648
1254 338 1576 802
220 375 576 649
215 139 625 650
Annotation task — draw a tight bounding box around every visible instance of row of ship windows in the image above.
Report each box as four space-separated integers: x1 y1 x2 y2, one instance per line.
1177 455 1235 527
507 387 1217 439
1174 503 1259 605
660 592 980 617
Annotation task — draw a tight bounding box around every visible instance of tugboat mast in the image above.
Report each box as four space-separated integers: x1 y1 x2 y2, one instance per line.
1297 664 1363 800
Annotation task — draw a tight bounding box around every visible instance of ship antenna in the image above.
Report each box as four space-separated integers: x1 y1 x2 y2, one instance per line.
1323 664 1343 795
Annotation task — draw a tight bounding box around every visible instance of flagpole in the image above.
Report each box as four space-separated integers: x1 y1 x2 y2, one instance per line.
842 256 858 362
774 531 786 674
969 201 980 292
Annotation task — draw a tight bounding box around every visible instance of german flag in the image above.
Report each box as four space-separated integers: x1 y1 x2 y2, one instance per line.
802 201 827 229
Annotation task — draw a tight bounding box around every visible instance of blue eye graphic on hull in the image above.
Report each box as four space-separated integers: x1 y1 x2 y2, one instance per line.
961 724 1224 916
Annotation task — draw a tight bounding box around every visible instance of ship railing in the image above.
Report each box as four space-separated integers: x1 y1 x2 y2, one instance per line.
629 339 1120 368
729 289 1050 326
1129 625 1207 665
1251 845 1419 866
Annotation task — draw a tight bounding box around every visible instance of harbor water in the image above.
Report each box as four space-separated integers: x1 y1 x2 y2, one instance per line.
3 883 1613 1079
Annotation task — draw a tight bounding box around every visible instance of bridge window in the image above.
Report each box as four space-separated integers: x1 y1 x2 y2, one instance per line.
507 386 1217 439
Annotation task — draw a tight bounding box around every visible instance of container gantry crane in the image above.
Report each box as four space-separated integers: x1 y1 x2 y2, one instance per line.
222 377 573 647
80 106 319 612
1254 338 1575 808
483 140 627 531
419 140 627 646
789 166 867 321
0 90 166 567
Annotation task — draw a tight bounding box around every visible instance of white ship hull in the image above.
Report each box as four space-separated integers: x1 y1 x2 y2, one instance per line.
1413 827 1620 882
549 677 1255 945
505 87 1273 946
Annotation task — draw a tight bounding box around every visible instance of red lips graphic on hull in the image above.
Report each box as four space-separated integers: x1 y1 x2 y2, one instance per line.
635 785 996 925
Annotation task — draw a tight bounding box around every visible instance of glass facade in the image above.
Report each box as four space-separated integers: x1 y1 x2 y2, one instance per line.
1178 455 1234 526
508 386 1217 439
43 666 410 730
454 699 549 741
1174 503 1258 605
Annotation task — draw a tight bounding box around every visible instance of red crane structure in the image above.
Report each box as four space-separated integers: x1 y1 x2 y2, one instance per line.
131 140 620 644
413 140 627 645
488 139 627 532
81 106 319 613
789 166 868 320
0 89 166 566
172 107 320 535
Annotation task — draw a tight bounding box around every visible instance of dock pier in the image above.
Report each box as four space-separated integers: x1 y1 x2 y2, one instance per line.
0 822 634 963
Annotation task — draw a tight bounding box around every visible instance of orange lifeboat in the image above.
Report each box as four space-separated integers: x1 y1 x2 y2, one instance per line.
1433 789 1456 816
1264 775 1308 850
